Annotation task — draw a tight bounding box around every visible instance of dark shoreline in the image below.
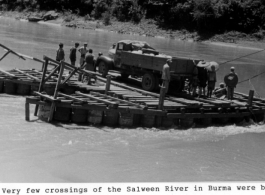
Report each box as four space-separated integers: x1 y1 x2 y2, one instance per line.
1 10 265 49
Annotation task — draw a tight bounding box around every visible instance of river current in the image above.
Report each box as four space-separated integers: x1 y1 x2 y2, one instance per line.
0 17 265 182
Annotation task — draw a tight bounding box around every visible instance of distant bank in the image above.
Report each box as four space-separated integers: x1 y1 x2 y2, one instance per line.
1 10 265 50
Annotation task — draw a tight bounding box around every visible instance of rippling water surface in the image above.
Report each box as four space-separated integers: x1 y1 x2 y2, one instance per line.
0 17 265 182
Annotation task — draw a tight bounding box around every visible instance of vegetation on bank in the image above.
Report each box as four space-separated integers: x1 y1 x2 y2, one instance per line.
1 0 265 40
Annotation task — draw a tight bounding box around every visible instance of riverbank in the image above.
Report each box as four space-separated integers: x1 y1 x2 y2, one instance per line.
1 10 265 49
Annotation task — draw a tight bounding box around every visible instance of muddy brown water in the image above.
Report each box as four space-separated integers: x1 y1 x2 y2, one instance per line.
0 17 265 182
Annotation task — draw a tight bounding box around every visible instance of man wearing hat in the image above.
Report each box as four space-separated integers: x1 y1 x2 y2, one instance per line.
224 66 238 100
162 59 172 94
56 43 65 73
78 42 88 67
69 42 79 66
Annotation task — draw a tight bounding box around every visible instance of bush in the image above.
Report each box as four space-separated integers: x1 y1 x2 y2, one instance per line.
92 0 109 19
129 1 144 23
102 11 111 25
84 14 90 21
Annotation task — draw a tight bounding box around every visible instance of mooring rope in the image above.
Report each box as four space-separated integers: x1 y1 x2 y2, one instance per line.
219 48 265 66
238 70 265 84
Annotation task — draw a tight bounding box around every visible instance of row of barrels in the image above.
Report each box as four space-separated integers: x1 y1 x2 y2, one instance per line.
0 79 77 96
37 105 263 128
0 80 55 96
38 105 188 128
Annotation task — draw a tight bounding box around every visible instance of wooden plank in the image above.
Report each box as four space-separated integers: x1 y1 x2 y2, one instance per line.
76 91 118 108
34 92 60 102
0 43 26 60
90 92 147 109
0 69 17 78
13 68 41 81
58 92 87 103
235 91 265 102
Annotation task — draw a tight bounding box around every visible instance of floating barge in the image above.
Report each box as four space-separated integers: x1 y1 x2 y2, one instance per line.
24 56 265 128
1 44 264 128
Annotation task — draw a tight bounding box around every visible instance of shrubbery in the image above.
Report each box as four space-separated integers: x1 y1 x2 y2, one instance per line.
1 0 265 34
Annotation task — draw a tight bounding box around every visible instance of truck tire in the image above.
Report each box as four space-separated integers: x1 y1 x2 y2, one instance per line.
142 72 157 91
98 61 108 77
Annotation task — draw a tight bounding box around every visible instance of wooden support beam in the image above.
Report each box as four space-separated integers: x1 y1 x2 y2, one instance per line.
58 92 87 104
33 92 61 102
90 91 147 109
0 43 26 60
34 58 49 116
0 69 17 78
25 102 30 121
48 61 65 122
62 69 78 84
235 91 265 102
75 91 118 108
14 68 41 81
158 86 166 110
0 50 11 61
105 75 111 94
44 66 60 82
248 90 254 106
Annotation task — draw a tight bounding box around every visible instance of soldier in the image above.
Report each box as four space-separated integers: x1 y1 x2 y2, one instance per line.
224 67 238 100
162 59 172 94
56 43 65 73
82 49 95 84
69 42 79 66
207 65 217 98
78 42 88 67
56 43 65 62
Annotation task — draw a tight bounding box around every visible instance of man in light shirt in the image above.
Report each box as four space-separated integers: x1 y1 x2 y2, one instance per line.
78 42 88 67
162 59 172 94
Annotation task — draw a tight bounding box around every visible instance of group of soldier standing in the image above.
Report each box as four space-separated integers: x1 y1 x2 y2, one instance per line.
162 59 238 100
56 42 102 82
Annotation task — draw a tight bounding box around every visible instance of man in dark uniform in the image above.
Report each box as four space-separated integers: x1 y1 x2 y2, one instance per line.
82 49 95 84
56 43 65 73
225 66 238 100
69 42 79 66
56 43 65 62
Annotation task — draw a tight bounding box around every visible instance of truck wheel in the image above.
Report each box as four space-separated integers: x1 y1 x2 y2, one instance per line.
142 72 157 91
98 61 108 77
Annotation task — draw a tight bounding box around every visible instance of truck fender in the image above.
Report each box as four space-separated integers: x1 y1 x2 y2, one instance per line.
95 56 114 70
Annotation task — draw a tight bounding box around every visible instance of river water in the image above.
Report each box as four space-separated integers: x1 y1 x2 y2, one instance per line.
0 17 265 183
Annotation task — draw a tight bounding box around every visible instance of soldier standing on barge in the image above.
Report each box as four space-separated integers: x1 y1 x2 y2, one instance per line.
207 65 217 98
224 67 238 100
78 42 88 67
56 43 65 73
162 59 172 94
69 42 79 66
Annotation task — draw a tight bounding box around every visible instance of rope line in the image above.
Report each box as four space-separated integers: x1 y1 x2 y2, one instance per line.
238 70 265 84
219 49 265 66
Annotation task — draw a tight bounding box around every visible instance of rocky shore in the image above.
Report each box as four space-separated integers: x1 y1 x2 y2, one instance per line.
1 10 265 48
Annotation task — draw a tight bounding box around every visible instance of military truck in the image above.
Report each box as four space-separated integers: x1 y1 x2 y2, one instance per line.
95 40 210 92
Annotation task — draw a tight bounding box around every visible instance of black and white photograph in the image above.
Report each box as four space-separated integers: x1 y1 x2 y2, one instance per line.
0 0 265 193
